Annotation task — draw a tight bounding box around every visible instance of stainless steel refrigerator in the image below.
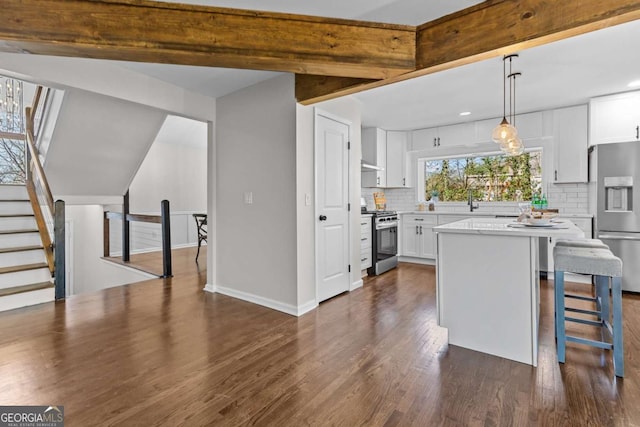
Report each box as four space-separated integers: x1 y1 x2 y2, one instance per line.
590 141 640 292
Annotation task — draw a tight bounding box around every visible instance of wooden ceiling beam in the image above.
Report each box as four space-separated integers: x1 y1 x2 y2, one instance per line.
296 0 640 104
0 0 415 80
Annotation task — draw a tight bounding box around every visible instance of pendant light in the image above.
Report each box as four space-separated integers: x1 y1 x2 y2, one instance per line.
492 55 518 144
504 67 524 156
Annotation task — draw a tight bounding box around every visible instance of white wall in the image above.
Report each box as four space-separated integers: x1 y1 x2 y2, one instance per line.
128 115 207 213
46 89 167 199
0 52 216 122
66 205 154 296
215 74 298 310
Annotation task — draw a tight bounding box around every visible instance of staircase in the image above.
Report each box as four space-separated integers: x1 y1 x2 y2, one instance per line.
0 184 54 312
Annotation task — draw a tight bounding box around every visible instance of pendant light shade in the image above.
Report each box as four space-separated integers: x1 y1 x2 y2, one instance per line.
492 54 525 156
491 117 518 144
502 136 524 156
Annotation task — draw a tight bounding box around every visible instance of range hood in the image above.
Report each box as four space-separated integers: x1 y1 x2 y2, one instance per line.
361 161 384 171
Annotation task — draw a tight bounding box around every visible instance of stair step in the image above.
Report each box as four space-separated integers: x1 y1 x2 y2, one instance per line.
0 281 53 297
0 201 35 215
0 229 39 235
0 245 44 254
0 267 52 289
0 263 48 275
0 233 43 250
0 285 54 312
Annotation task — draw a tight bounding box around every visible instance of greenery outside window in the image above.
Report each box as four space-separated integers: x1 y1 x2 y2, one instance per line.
417 150 542 202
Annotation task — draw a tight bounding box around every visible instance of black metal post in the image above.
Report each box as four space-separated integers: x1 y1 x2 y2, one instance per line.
54 200 65 300
161 200 172 278
122 190 130 262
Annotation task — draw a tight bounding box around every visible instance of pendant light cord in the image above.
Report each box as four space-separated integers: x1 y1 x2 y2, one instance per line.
502 56 507 120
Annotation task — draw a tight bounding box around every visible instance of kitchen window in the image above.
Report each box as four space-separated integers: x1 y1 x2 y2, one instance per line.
417 150 542 202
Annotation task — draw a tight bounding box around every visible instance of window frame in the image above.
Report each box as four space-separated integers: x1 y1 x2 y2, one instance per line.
416 148 543 203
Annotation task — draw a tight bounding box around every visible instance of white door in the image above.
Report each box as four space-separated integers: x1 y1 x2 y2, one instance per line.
316 113 350 302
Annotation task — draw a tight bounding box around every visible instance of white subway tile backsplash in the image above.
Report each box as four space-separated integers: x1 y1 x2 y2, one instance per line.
362 182 590 214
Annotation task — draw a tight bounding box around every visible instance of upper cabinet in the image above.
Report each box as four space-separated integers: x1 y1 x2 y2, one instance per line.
386 131 409 188
411 123 474 150
553 105 588 183
362 128 387 188
362 128 410 188
590 91 640 145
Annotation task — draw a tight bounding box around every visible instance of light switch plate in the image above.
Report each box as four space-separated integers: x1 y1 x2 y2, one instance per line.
244 191 253 204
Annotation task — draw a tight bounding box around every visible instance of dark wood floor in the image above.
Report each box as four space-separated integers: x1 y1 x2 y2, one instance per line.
0 251 639 426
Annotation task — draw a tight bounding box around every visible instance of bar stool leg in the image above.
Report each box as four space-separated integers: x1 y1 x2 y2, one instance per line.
595 275 610 323
612 276 624 377
555 269 566 363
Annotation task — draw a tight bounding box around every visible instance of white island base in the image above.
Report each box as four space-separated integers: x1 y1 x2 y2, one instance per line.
435 218 584 366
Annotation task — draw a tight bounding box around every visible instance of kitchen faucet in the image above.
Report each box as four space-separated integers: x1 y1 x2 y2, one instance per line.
468 189 479 212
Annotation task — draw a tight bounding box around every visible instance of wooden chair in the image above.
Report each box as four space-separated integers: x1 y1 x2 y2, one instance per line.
192 214 207 262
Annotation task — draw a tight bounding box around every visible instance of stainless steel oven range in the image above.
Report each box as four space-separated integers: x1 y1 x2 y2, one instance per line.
364 211 398 276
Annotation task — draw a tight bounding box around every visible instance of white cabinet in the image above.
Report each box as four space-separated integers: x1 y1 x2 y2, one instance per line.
437 122 476 147
363 128 410 188
474 112 543 144
386 131 409 187
401 214 437 259
590 91 640 145
553 105 588 183
410 127 438 151
512 111 543 141
410 123 475 150
360 216 372 270
362 128 386 187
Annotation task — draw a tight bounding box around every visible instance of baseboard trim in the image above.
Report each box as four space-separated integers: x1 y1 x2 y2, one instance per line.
214 284 315 317
203 283 216 293
297 299 318 316
350 279 363 291
110 243 199 257
398 256 435 266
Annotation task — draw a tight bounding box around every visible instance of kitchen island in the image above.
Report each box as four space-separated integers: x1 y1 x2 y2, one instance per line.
434 217 584 366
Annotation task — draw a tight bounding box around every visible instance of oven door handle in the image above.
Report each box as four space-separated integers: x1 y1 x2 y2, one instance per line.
376 222 398 230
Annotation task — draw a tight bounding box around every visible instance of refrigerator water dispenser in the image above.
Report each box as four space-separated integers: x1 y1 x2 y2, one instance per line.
604 176 633 212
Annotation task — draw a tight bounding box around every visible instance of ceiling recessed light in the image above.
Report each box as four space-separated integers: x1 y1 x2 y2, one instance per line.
459 111 471 116
628 80 640 88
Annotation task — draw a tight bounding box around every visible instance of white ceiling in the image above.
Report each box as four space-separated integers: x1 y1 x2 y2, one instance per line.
28 1 640 131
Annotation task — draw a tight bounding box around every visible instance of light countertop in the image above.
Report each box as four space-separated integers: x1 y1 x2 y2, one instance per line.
433 217 585 238
399 210 593 219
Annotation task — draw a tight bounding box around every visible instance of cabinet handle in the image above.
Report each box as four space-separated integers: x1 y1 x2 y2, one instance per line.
415 218 424 221
361 257 367 262
361 222 367 225
415 225 419 234
361 237 368 241
377 176 380 185
555 170 558 181
437 137 441 147
636 125 639 140
419 225 423 235
403 178 406 186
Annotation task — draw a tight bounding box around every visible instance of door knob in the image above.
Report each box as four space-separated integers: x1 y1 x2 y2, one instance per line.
319 215 327 221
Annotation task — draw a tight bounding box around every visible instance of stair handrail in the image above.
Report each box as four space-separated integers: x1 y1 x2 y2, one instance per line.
25 110 55 215
23 87 56 275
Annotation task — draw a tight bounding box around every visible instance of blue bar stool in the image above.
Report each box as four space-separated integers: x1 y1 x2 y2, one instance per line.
554 245 624 377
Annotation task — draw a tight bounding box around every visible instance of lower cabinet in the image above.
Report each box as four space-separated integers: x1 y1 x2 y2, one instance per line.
401 215 437 259
360 216 372 270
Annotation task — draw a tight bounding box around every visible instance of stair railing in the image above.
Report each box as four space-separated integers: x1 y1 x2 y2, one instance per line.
24 86 65 299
